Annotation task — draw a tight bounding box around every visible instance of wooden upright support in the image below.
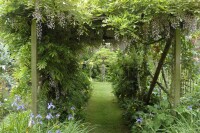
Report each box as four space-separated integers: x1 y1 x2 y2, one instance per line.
171 29 181 107
31 19 38 115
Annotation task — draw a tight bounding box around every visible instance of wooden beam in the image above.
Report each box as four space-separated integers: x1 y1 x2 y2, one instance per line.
171 29 181 107
145 37 172 104
31 19 38 115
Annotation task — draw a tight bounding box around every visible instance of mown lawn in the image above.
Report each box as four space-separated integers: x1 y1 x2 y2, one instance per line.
84 82 129 133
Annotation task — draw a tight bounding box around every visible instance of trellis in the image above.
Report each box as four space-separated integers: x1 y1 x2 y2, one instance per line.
158 67 199 99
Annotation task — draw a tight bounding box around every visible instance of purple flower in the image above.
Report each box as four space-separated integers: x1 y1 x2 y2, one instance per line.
30 120 35 125
56 114 60 118
187 106 192 110
17 105 25 110
30 113 34 118
15 95 21 102
38 120 43 125
46 113 53 120
11 101 18 107
56 130 61 133
136 118 143 123
71 106 76 110
28 118 35 127
36 114 42 119
68 114 74 121
47 102 55 109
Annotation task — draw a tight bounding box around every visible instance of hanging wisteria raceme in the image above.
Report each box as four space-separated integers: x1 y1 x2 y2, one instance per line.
46 8 55 29
32 9 42 22
169 14 198 34
151 19 161 40
183 14 198 33
57 12 66 28
37 21 42 41
148 14 199 41
163 21 170 39
170 17 180 29
32 1 42 41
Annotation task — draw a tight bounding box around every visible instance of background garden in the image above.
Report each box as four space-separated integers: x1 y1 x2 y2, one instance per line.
0 0 200 133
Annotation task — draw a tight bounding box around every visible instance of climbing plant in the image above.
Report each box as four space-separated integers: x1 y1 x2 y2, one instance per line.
0 0 200 132
0 0 94 120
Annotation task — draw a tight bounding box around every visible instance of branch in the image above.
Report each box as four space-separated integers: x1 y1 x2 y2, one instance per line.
144 37 165 45
145 28 173 104
156 81 170 97
161 67 169 90
149 72 170 97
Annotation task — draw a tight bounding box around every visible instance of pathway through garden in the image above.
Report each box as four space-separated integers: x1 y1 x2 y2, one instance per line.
84 82 130 133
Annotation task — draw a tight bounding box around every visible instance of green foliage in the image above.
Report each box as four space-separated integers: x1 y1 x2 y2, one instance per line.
111 48 143 101
0 111 93 133
130 89 200 133
0 0 93 121
88 47 117 81
167 110 200 133
0 1 200 133
0 95 93 133
0 111 30 133
97 0 200 36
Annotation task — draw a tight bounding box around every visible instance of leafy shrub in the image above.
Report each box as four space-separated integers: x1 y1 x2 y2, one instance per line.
4 41 92 121
89 47 117 81
110 49 142 101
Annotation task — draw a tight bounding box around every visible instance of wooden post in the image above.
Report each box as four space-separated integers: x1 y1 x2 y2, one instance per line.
101 64 106 82
31 19 38 115
171 29 181 107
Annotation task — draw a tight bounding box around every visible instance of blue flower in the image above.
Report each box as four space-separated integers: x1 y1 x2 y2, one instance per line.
38 120 43 125
30 113 34 118
47 131 52 133
56 130 61 133
16 105 25 110
15 95 21 102
56 113 60 118
187 106 192 110
136 118 143 123
36 114 42 119
11 101 18 107
28 118 35 127
28 119 35 126
70 106 75 110
46 113 53 120
68 114 74 121
47 102 55 109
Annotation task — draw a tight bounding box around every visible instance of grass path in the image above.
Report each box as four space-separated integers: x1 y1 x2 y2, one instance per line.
84 82 130 133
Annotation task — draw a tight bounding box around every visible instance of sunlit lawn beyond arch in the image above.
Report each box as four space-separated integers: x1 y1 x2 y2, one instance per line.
84 82 129 133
